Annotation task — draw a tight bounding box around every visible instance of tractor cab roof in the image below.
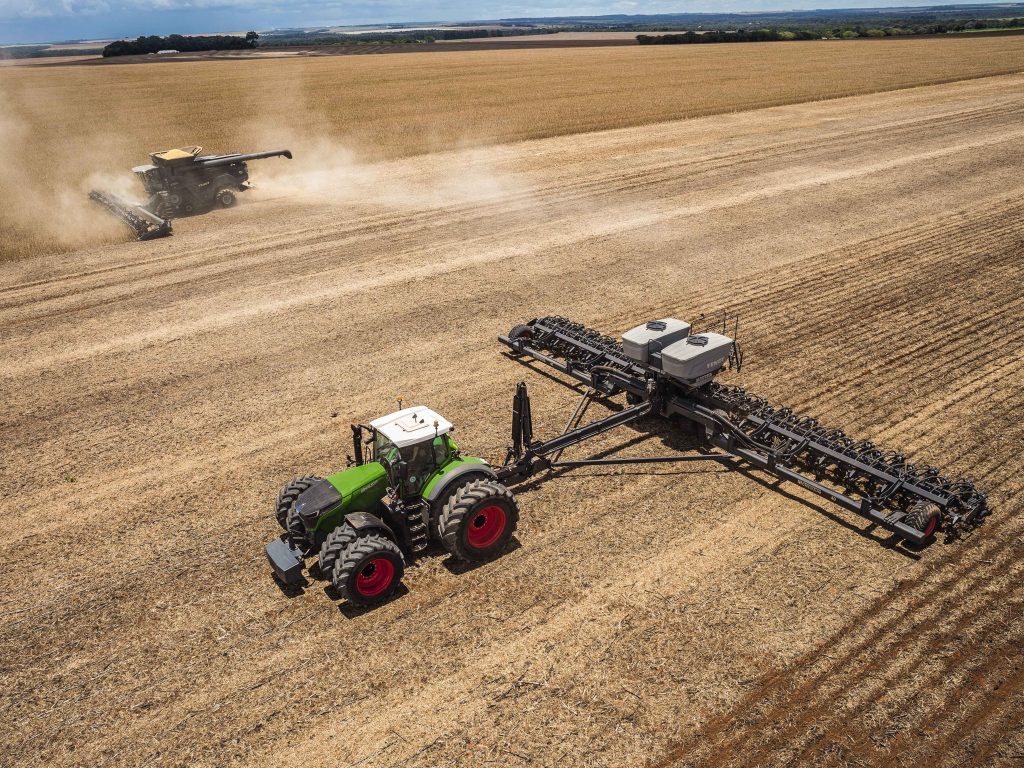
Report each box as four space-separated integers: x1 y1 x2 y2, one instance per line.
370 406 452 449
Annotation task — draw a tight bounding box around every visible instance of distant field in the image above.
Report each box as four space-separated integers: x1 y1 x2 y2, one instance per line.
3 35 1024 260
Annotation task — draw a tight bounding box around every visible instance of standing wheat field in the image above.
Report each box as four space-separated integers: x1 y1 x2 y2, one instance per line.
3 35 1024 261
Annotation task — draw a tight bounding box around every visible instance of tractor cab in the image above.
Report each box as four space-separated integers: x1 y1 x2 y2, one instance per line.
367 406 455 497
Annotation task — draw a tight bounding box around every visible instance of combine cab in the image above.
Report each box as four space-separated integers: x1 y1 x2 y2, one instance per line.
90 146 292 241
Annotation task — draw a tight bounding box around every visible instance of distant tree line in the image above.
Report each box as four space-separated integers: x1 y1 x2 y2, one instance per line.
637 16 1024 44
102 32 259 57
638 29 816 44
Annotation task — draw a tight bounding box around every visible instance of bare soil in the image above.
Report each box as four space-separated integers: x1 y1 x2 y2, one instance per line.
1 72 1023 767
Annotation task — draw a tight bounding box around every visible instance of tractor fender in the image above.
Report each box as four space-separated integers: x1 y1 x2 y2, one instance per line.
423 463 497 525
344 511 396 543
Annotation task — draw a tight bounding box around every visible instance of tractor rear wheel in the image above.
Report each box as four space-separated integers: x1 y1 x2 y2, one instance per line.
275 475 322 529
318 523 358 579
439 479 519 561
333 534 405 607
906 501 941 538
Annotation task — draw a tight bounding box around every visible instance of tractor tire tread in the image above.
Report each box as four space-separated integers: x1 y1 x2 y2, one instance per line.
333 534 404 606
275 475 321 529
318 523 359 578
439 479 519 561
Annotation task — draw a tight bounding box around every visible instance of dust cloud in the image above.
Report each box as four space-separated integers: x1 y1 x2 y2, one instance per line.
0 82 126 261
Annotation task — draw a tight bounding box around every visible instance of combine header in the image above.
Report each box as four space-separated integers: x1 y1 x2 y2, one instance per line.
266 314 988 607
90 146 292 241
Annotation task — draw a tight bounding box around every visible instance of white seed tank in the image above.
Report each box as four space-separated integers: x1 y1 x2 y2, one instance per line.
621 318 691 365
621 319 733 386
661 333 734 385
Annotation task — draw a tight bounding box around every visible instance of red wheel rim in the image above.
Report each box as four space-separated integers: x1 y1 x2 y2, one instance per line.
467 505 507 549
923 514 938 538
356 557 395 597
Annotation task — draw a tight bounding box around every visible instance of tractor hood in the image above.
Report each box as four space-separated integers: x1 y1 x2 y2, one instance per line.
296 462 388 533
327 461 387 498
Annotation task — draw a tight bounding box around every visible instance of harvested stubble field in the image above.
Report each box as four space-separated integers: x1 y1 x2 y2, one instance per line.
2 39 1024 768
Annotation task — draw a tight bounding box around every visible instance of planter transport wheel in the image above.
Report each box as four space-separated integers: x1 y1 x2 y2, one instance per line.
333 534 405 607
439 479 519 561
906 501 941 538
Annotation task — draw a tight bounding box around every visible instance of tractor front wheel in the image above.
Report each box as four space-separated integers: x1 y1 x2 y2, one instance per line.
333 534 405 607
275 475 322 529
216 188 237 208
439 479 519 561
318 523 358 579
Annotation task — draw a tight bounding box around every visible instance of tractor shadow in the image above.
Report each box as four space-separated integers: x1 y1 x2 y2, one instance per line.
329 582 411 619
271 573 309 598
441 538 523 575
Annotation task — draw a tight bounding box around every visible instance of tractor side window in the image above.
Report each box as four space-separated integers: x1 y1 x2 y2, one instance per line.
432 436 448 466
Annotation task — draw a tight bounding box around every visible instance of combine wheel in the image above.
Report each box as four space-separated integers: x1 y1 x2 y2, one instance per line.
439 479 519 561
905 501 941 538
275 475 322 529
318 523 358 578
216 188 237 208
333 534 405 607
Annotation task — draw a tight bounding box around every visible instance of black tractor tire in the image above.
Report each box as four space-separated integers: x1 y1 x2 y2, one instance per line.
906 501 941 538
318 523 358 579
439 479 519 561
216 188 237 208
430 473 491 541
286 507 308 549
333 534 405 607
275 475 321 529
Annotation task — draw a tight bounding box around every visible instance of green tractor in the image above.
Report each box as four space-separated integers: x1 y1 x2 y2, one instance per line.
266 405 519 606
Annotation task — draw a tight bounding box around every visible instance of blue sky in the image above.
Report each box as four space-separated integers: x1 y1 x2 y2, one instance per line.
0 0 1006 45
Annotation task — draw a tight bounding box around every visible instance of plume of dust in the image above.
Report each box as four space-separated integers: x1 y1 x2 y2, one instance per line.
0 84 133 262
247 133 534 212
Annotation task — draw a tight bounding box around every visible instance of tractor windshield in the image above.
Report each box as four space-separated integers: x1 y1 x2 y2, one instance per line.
372 432 400 465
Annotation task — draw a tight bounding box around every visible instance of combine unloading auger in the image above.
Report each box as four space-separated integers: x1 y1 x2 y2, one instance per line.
88 191 173 241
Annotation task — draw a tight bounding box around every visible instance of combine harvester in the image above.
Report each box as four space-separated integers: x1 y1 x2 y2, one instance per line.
267 315 989 606
90 146 292 241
